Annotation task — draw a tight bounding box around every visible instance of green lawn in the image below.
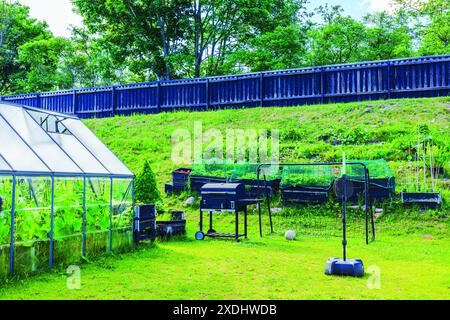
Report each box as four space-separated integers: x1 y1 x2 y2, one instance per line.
1 210 449 300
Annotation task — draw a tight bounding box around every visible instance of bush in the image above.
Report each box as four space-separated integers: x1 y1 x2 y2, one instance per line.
135 161 161 205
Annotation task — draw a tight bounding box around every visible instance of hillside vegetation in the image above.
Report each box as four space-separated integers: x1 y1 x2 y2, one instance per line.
85 97 450 201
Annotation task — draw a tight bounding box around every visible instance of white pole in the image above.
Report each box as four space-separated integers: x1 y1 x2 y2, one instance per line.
343 152 346 175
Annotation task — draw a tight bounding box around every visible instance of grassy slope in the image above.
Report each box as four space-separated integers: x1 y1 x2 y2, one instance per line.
84 97 450 201
0 97 449 299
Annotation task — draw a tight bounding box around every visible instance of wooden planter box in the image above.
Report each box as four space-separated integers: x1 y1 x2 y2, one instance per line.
401 191 442 209
281 185 330 205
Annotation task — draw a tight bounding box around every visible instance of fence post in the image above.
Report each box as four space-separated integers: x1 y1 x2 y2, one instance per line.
111 86 117 117
36 93 41 109
206 79 210 111
72 89 77 116
260 73 264 107
387 60 391 100
157 81 161 113
320 67 325 104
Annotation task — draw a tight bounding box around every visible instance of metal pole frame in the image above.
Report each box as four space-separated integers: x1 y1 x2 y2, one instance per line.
342 172 347 261
9 174 16 275
131 179 135 203
49 176 55 268
109 177 113 253
257 162 375 244
82 176 87 257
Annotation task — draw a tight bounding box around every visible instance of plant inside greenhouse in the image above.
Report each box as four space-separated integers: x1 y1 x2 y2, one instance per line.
0 102 135 280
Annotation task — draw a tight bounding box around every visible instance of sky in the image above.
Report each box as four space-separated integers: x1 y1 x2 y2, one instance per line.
16 0 396 38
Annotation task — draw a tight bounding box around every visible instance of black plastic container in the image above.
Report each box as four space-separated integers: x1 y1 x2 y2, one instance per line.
133 205 157 244
172 168 192 188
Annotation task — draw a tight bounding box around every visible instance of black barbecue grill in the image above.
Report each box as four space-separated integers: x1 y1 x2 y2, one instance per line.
196 183 262 241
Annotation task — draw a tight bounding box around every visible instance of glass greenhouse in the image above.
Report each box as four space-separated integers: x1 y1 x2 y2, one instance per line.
0 102 135 279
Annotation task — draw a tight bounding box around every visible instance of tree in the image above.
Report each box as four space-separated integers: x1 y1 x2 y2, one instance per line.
0 0 52 94
307 5 368 66
394 0 450 55
191 0 309 77
15 37 71 92
417 0 450 55
73 0 309 79
59 27 128 88
134 161 161 205
73 0 192 81
363 11 413 60
233 25 309 72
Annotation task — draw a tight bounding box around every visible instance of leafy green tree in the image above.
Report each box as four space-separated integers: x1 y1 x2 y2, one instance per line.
15 37 71 92
0 0 52 94
73 0 192 81
191 0 309 76
417 0 450 55
395 0 450 55
59 27 127 88
363 11 413 60
307 5 367 66
135 161 161 205
73 0 309 79
233 25 309 72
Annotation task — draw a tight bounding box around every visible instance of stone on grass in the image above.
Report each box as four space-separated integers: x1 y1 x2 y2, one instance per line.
285 230 296 241
184 196 195 205
374 208 383 218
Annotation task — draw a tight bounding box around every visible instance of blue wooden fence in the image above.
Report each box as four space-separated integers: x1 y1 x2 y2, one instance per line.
1 55 449 119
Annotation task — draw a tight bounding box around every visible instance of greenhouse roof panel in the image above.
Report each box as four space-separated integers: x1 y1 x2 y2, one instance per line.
63 119 133 176
49 133 110 175
0 102 133 177
0 115 51 173
0 154 12 171
0 104 83 174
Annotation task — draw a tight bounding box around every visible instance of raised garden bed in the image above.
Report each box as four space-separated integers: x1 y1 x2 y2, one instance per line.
334 160 396 204
189 162 231 192
157 220 186 239
401 191 442 209
334 177 395 204
165 182 186 195
280 165 335 205
281 188 330 205
189 175 228 193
